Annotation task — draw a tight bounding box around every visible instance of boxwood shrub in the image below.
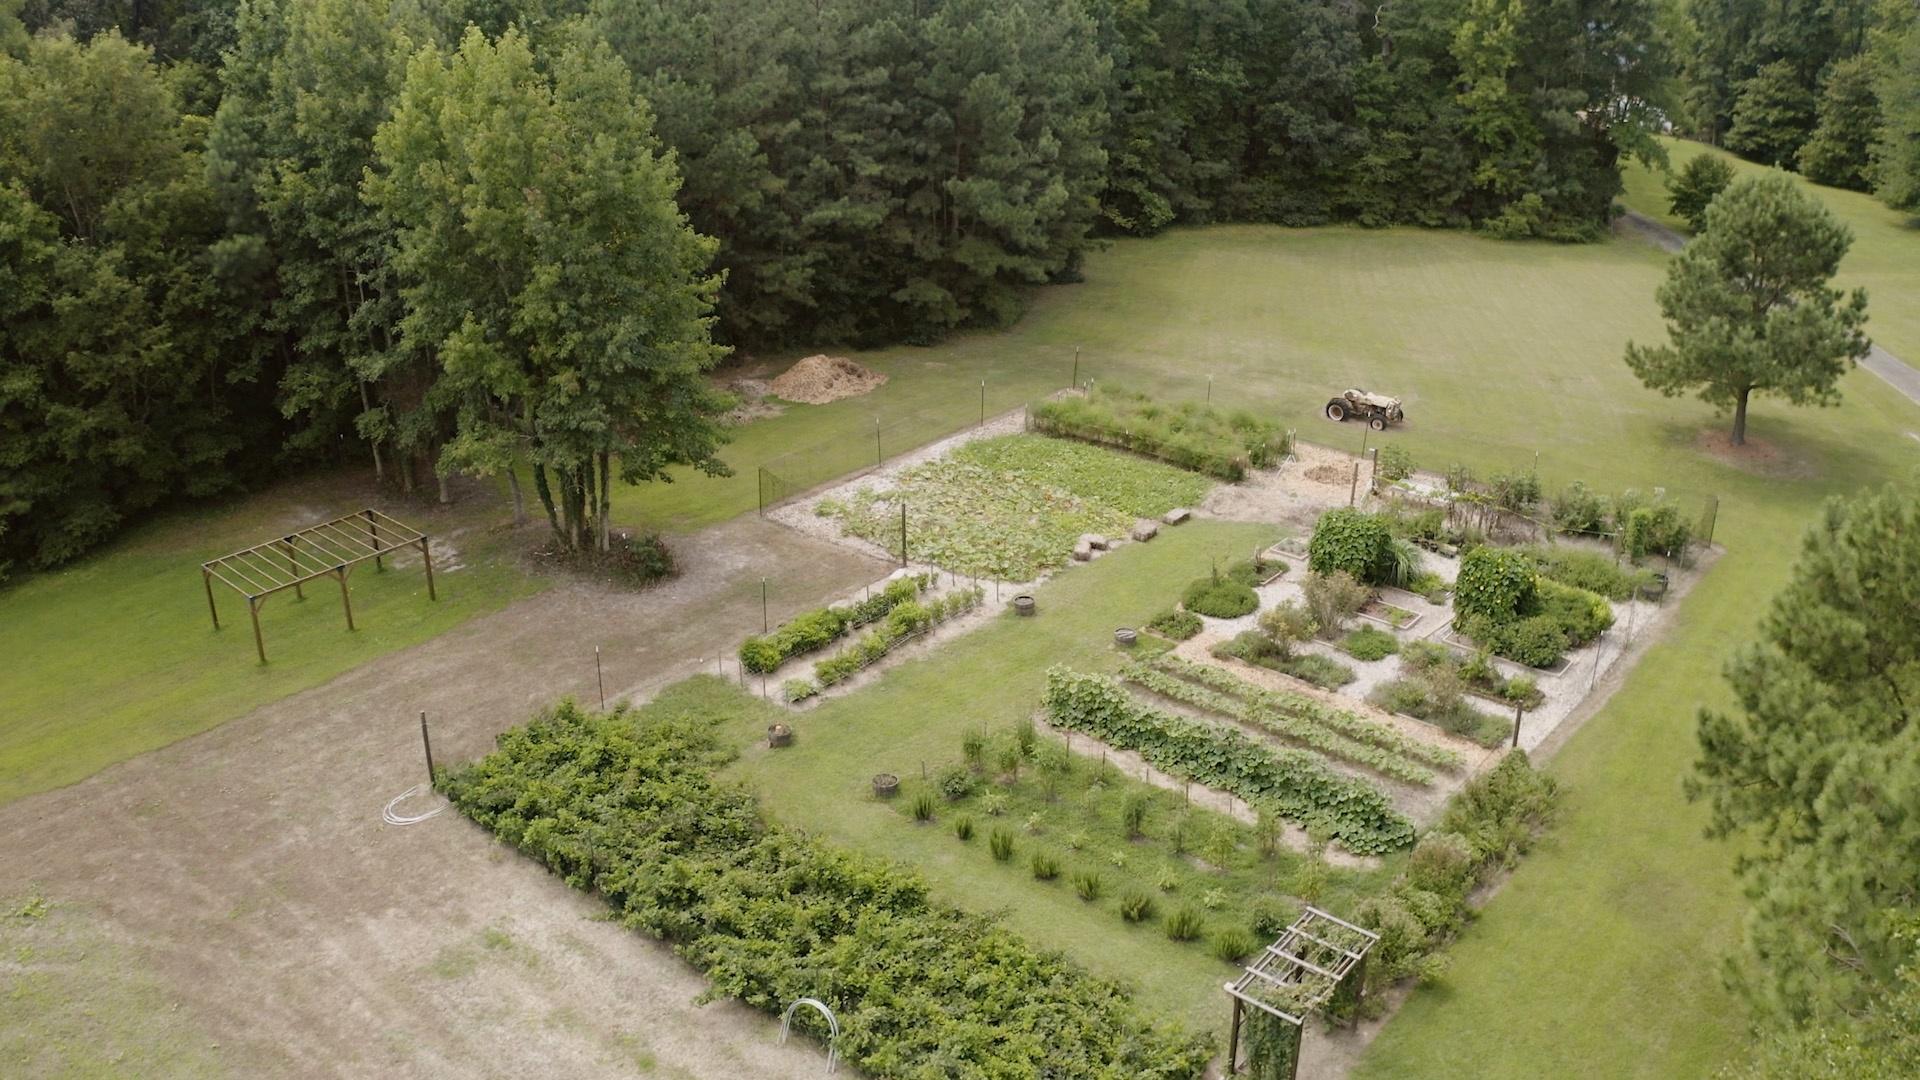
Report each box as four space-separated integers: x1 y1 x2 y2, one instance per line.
1454 546 1535 621
1182 575 1258 618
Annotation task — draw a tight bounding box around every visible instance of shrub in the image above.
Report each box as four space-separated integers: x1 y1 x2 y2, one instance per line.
1165 906 1205 942
1279 653 1357 689
1487 471 1541 512
1517 544 1652 600
1376 445 1415 482
739 606 849 674
938 765 978 801
962 729 987 768
953 816 975 842
1119 891 1157 922
1302 570 1370 636
910 791 937 822
1210 926 1258 963
1490 614 1569 668
1381 537 1421 589
1155 870 1180 892
781 678 819 703
1343 625 1399 661
1030 852 1061 881
1454 547 1536 621
1146 609 1203 640
1309 509 1394 583
1121 793 1150 839
1258 600 1318 658
1013 717 1038 757
1182 575 1259 618
1622 502 1691 561
1213 629 1278 664
1401 639 1452 672
1072 870 1107 902
989 828 1016 862
1250 899 1298 938
1533 578 1614 646
1551 481 1611 535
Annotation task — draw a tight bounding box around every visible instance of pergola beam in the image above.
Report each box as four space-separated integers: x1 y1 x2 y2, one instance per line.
201 507 435 662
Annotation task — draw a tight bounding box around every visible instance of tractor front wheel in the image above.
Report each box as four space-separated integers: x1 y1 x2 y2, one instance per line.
1325 401 1347 422
1368 415 1387 432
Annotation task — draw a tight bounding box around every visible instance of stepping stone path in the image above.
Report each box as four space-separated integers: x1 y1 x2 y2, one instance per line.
1131 520 1159 542
1162 507 1193 526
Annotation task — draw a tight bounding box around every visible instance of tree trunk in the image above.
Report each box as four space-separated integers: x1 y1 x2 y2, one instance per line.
533 463 561 540
359 381 384 483
597 452 612 553
1731 387 1750 446
505 468 527 527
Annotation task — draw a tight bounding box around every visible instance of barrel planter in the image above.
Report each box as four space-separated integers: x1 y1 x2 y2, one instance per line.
872 773 900 799
767 723 793 748
1114 627 1138 647
1013 594 1036 617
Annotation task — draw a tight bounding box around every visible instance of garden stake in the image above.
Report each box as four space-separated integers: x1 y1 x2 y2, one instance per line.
595 646 605 709
1348 461 1360 506
1512 701 1523 750
1070 346 1079 390
762 578 769 633
899 504 908 567
419 711 435 784
979 380 986 426
874 416 882 466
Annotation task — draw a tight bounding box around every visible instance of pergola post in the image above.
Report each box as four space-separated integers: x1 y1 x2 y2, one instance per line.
285 537 304 600
203 569 220 630
365 509 383 571
248 597 267 664
336 566 355 630
1227 994 1243 1074
419 537 436 600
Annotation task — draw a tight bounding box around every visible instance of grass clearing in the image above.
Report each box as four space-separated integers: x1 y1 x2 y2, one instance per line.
0 473 545 806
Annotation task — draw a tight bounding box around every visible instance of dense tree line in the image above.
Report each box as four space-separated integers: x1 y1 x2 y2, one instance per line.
4 0 1676 573
1675 0 1920 211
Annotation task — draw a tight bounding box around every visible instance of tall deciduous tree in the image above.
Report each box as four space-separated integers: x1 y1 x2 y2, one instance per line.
1727 60 1817 166
1690 479 1920 1029
1666 151 1735 231
1624 173 1868 445
368 27 730 554
1872 0 1920 211
1796 55 1881 190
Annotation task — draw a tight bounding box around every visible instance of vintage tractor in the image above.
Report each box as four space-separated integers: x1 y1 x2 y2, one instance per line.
1323 388 1404 431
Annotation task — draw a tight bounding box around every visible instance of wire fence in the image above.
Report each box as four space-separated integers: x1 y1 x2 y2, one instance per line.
756 393 1027 513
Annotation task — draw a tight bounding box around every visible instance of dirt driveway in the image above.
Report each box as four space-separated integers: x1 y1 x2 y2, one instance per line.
0 516 886 1079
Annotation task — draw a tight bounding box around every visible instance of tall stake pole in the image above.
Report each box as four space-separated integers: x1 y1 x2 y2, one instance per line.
595 645 605 710
899 503 908 568
761 578 769 633
1348 462 1360 507
979 381 986 426
1071 346 1079 390
874 417 882 467
1512 700 1523 750
419 711 436 783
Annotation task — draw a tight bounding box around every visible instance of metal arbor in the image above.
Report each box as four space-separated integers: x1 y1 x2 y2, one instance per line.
200 508 435 663
1224 905 1380 1080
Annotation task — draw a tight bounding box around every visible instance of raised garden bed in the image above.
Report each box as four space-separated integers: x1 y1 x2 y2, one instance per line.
1358 599 1422 632
1440 621 1570 674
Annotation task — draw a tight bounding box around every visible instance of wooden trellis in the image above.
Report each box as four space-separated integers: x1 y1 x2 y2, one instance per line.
201 508 435 663
1224 905 1380 1079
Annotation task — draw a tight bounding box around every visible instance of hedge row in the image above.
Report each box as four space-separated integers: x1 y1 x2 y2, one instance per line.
813 586 984 687
442 696 1213 1078
1042 667 1416 854
1029 387 1290 481
739 574 931 673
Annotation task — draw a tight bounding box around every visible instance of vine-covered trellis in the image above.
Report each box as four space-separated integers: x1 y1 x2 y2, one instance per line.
1224 905 1380 1079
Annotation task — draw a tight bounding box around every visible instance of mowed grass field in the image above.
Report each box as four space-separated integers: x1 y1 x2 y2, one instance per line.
0 474 546 806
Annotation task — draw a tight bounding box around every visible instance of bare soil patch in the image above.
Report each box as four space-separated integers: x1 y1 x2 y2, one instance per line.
1693 428 1817 479
769 354 888 404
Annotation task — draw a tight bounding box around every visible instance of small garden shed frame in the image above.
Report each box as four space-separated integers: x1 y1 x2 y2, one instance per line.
200 508 435 663
1224 905 1380 1079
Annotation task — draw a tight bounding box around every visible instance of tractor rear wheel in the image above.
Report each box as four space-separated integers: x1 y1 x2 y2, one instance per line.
1368 415 1387 431
1325 401 1347 421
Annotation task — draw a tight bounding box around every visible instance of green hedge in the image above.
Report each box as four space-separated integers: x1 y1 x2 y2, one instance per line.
1042 667 1415 854
442 693 1213 1078
739 574 929 673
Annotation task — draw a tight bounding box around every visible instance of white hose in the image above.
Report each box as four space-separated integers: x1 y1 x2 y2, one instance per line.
382 784 445 826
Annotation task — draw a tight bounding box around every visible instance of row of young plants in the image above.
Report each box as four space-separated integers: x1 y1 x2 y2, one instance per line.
738 573 931 674
1212 630 1357 690
899 724 1384 969
1042 668 1416 855
440 696 1214 1077
1121 661 1441 787
1028 386 1292 481
1150 654 1464 772
790 585 987 699
1401 640 1544 710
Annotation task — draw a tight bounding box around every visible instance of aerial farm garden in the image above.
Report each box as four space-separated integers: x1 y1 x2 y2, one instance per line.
443 385 1704 1076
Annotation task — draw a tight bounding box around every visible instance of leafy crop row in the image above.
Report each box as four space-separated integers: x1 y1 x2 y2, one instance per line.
441 695 1213 1077
1123 661 1442 787
739 573 931 673
1028 386 1290 481
1152 654 1463 771
812 586 985 687
1042 668 1416 855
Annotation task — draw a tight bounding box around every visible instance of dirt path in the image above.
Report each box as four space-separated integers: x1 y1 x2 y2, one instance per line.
0 516 887 1079
1616 208 1920 407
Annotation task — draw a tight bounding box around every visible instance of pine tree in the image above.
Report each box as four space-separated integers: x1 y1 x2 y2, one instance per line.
1665 152 1736 232
1871 1 1920 211
1727 60 1817 166
1796 55 1880 190
1624 173 1869 445
1691 480 1920 1027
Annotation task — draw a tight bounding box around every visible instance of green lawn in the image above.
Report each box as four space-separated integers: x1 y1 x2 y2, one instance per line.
0 474 545 806
1622 137 1920 362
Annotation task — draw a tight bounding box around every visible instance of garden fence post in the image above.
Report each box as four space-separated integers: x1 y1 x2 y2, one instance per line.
1511 701 1523 750
979 381 986 426
900 504 908 567
419 710 436 783
596 646 605 710
874 416 882 467
1348 462 1360 507
1071 346 1079 390
762 578 769 633
1207 374 1213 404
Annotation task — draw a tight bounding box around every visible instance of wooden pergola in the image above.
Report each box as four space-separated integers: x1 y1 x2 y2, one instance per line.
201 508 435 663
1224 905 1380 1079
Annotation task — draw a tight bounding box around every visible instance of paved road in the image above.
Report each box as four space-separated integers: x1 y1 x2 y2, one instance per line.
1616 209 1920 408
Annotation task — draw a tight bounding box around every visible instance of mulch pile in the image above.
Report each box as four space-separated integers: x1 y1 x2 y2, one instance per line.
769 354 887 404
